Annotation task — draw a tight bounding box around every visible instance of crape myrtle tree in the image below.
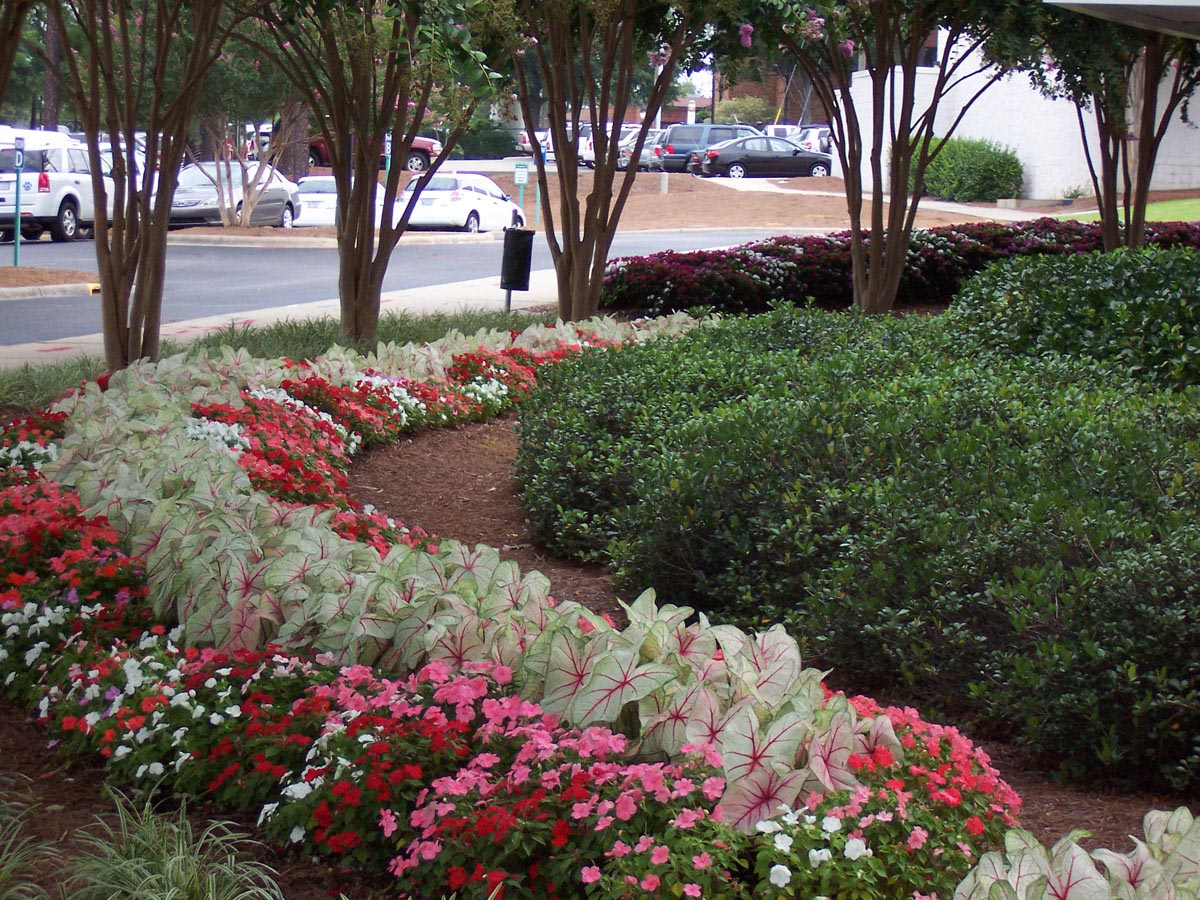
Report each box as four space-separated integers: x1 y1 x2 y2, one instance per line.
1020 9 1200 251
191 43 310 228
755 0 1037 314
477 0 739 322
0 0 38 107
239 0 496 347
37 0 245 370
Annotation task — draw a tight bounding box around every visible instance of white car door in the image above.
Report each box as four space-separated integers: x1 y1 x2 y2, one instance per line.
66 148 98 220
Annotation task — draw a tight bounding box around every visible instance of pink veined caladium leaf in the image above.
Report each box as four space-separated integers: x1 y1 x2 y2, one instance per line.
542 629 605 717
1091 841 1162 892
638 681 711 758
685 694 754 749
669 624 718 671
428 617 486 670
383 598 441 671
806 712 858 794
1045 842 1109 900
720 708 811 784
569 647 678 727
717 766 806 833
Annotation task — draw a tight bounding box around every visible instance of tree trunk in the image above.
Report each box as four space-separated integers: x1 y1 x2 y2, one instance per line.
41 17 60 131
0 1 36 111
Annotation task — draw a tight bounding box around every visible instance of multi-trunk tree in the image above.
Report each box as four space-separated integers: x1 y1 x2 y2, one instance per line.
240 0 496 347
1022 9 1200 250
759 0 1038 314
39 0 242 370
479 0 734 322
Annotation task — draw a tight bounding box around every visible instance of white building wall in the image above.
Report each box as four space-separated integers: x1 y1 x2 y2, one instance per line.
844 35 1200 199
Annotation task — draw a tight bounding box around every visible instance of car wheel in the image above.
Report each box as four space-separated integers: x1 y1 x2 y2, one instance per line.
727 163 747 179
512 211 524 228
585 161 595 169
404 152 429 172
0 229 10 243
235 202 245 225
308 150 322 168
50 200 79 242
809 162 831 178
278 204 295 229
463 211 481 233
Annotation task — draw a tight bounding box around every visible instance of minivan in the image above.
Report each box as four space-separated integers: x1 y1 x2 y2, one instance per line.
0 126 112 242
650 122 764 173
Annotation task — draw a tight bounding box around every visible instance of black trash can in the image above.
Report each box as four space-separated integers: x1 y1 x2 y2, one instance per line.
500 228 534 292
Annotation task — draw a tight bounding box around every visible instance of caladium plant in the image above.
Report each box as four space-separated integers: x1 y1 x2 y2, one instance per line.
955 808 1200 900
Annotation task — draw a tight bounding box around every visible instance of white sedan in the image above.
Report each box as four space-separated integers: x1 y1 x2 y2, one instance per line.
295 175 338 227
398 173 525 232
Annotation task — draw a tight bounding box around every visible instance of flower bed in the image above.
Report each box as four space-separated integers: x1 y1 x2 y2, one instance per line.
1 314 1196 899
599 218 1200 316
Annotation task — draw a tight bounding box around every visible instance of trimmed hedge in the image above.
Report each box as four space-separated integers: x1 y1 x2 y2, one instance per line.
600 218 1200 315
517 277 1200 791
948 246 1200 389
917 136 1024 203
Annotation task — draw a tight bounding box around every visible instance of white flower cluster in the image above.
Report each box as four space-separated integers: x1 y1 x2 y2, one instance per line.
757 806 873 891
460 377 509 409
184 416 250 453
1 439 59 471
355 374 427 428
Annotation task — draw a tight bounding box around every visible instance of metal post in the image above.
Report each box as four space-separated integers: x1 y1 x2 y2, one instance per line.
12 137 23 267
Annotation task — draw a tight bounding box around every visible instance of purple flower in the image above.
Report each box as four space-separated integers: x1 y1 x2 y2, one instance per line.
739 23 754 48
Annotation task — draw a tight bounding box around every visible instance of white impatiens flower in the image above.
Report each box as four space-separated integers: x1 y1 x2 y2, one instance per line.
773 833 794 853
809 848 832 868
756 819 783 834
844 837 871 860
769 864 792 887
821 815 842 833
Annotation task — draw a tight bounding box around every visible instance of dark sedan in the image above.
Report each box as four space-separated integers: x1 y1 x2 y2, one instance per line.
691 136 832 179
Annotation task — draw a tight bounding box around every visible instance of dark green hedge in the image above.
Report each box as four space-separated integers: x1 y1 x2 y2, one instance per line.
516 284 1200 792
917 137 1024 203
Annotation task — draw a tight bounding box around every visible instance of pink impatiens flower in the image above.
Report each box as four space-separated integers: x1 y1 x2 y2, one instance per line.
581 865 602 884
651 845 670 865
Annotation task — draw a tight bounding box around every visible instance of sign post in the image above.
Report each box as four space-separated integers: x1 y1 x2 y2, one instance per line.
12 136 23 267
513 162 528 211
384 134 392 175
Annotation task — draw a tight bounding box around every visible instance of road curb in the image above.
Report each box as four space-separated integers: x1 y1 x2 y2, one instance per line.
0 282 100 300
165 230 498 248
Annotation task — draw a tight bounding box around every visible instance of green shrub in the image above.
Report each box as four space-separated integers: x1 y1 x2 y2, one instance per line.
515 305 1200 791
451 122 517 159
918 136 1024 202
948 246 1200 389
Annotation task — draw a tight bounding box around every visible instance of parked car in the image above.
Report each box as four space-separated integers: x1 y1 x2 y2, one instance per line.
692 135 833 179
581 123 641 168
168 161 301 227
398 172 524 232
0 126 112 242
515 130 547 155
764 123 803 140
307 134 443 171
795 124 833 155
650 122 763 173
294 174 339 227
616 128 663 171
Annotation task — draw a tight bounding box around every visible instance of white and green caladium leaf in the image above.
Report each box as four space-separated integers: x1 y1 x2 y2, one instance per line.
719 706 811 785
805 711 859 794
542 628 607 717
716 765 806 834
427 616 488 669
569 645 678 727
638 681 714 758
1143 808 1195 851
1092 841 1165 900
376 598 442 673
1044 842 1111 900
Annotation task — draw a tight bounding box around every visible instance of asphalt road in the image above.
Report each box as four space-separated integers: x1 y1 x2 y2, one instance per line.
0 227 785 345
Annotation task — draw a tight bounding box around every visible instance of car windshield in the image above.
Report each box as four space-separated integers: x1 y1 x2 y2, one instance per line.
298 178 337 194
405 175 458 193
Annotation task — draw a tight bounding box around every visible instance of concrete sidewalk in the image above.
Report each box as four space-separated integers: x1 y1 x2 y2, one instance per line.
0 268 561 370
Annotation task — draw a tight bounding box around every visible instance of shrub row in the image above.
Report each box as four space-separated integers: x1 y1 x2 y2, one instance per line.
948 246 1200 390
516 294 1200 792
600 218 1200 315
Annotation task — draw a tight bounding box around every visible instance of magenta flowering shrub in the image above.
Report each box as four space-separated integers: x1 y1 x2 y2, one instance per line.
601 219 1200 316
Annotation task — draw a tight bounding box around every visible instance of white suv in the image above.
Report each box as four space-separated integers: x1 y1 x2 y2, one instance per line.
0 126 111 242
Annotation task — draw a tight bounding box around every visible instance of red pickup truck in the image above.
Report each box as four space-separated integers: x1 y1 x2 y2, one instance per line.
307 134 444 171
